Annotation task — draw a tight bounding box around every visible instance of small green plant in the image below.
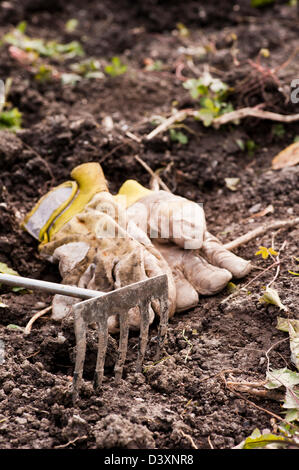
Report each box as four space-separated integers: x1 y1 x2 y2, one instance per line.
65 18 78 33
183 72 233 126
70 58 104 79
0 108 22 131
34 64 54 82
0 79 22 131
104 57 127 77
2 22 84 59
272 123 285 138
144 59 164 71
169 128 188 144
236 138 257 156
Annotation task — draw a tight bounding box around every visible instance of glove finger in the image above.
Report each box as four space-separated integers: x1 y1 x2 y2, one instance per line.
201 232 251 279
143 246 176 318
51 293 78 321
128 191 206 249
155 242 232 296
182 251 232 295
172 269 199 312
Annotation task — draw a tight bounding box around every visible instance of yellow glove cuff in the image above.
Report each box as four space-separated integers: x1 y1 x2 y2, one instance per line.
23 162 108 244
114 180 153 208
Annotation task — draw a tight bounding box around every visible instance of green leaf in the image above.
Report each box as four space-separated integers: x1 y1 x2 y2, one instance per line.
236 139 245 151
104 57 127 77
242 428 286 449
65 19 78 33
16 21 27 34
6 324 24 331
169 128 188 144
0 262 19 276
0 108 22 131
265 367 299 390
195 108 215 126
272 124 285 138
284 408 299 422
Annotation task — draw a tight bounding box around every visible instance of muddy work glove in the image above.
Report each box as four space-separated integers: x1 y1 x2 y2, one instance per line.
115 180 251 312
23 163 176 332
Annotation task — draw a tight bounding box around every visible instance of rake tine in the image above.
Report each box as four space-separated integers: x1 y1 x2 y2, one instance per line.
114 310 129 383
94 312 109 392
136 300 151 373
73 310 87 402
155 295 169 360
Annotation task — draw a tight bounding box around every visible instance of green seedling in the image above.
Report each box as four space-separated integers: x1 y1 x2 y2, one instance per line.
236 138 257 156
65 19 78 33
169 128 188 144
272 123 285 138
0 107 22 131
2 23 84 59
70 58 104 79
104 57 127 77
176 22 189 37
34 64 54 82
145 59 164 71
183 72 233 126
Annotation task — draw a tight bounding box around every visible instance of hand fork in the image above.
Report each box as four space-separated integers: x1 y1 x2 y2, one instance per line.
0 273 169 401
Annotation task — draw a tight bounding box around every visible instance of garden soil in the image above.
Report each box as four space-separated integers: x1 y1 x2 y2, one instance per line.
0 0 298 449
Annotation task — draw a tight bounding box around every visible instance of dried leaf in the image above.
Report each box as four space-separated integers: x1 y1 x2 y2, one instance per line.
259 286 287 311
277 317 299 333
276 318 299 370
282 387 299 409
272 142 299 170
265 367 299 389
224 177 240 191
289 322 299 370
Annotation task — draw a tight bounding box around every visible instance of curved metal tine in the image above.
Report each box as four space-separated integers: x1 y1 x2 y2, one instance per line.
73 310 87 403
136 300 151 373
94 313 109 392
114 310 129 383
155 294 169 360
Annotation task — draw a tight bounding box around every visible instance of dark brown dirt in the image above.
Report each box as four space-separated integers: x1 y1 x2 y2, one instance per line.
0 0 298 450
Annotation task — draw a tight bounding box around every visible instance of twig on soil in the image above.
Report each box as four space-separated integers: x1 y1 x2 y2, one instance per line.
179 430 198 449
220 371 292 425
213 107 299 128
24 305 52 335
223 218 299 251
145 108 194 140
267 240 286 289
145 105 299 139
133 154 171 192
54 435 87 449
220 259 280 304
207 436 214 449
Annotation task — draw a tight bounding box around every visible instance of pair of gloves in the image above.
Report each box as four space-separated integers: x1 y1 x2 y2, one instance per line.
23 162 251 333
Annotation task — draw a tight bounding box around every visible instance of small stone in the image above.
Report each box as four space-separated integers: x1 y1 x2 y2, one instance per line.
15 417 27 425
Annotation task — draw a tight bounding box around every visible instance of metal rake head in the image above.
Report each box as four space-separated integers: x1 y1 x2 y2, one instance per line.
72 274 169 401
